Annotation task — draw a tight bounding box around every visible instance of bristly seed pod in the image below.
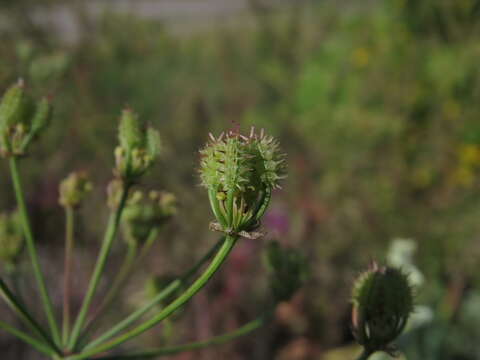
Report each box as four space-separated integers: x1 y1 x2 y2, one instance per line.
199 128 286 236
114 108 161 183
59 171 93 209
0 80 52 157
351 262 414 356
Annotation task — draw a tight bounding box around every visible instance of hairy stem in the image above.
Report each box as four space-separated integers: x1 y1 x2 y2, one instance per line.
80 236 224 351
68 235 237 360
67 183 131 350
9 157 61 346
63 205 75 345
95 309 272 359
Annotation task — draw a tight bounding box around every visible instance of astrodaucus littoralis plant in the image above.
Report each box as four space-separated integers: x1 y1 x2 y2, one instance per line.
351 262 415 360
0 80 309 359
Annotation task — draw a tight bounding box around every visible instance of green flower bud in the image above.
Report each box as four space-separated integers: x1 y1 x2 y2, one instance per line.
59 171 93 208
351 262 414 355
0 80 52 157
122 190 177 245
264 241 307 303
199 128 286 235
0 211 24 267
114 108 161 182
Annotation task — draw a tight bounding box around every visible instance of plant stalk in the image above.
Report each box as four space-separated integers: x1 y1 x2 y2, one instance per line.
80 236 224 351
67 183 131 350
68 235 237 360
94 309 272 359
9 157 61 346
0 320 57 357
0 278 61 355
63 205 75 345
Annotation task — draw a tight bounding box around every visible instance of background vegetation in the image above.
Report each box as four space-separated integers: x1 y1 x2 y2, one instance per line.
1 0 480 359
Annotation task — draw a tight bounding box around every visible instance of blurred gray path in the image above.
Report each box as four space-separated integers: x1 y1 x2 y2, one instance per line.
29 0 301 42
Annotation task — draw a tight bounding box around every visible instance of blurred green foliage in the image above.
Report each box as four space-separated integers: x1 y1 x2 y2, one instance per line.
1 0 480 359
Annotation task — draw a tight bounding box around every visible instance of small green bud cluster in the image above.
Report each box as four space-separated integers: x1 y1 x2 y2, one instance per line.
0 80 52 157
199 128 286 235
264 241 307 303
351 262 414 355
122 190 177 245
59 171 93 208
114 108 161 183
0 210 24 267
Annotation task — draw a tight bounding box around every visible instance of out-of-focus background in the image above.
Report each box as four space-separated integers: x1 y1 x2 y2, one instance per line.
1 0 480 359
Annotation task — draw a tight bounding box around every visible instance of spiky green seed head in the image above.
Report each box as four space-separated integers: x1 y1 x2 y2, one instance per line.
263 241 308 303
351 262 414 354
0 80 52 157
122 190 177 245
0 211 24 267
59 171 93 208
199 128 286 234
115 108 161 182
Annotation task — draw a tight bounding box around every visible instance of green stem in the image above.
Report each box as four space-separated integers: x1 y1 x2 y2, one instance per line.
0 278 61 355
0 320 57 357
63 205 75 345
83 240 138 335
81 236 224 351
67 184 131 350
95 310 272 359
9 157 61 346
356 349 374 360
69 235 237 360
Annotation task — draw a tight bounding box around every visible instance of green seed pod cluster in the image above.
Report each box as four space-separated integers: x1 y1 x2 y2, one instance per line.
351 262 414 355
263 241 307 303
59 171 93 208
114 108 161 182
0 80 52 157
0 211 24 267
122 190 177 245
199 128 286 234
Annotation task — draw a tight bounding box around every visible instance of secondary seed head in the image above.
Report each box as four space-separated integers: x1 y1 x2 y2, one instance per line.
351 262 414 355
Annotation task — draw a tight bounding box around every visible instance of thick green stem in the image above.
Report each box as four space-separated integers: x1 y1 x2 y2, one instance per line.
0 320 57 357
80 236 224 351
63 205 75 345
9 157 61 346
68 235 237 360
94 310 272 359
356 349 374 360
0 278 61 355
67 184 131 350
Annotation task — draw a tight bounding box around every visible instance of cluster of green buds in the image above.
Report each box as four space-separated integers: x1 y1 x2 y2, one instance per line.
114 108 161 183
0 80 52 157
263 241 307 303
351 262 414 356
59 171 93 208
0 210 24 268
199 128 286 237
122 190 177 245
